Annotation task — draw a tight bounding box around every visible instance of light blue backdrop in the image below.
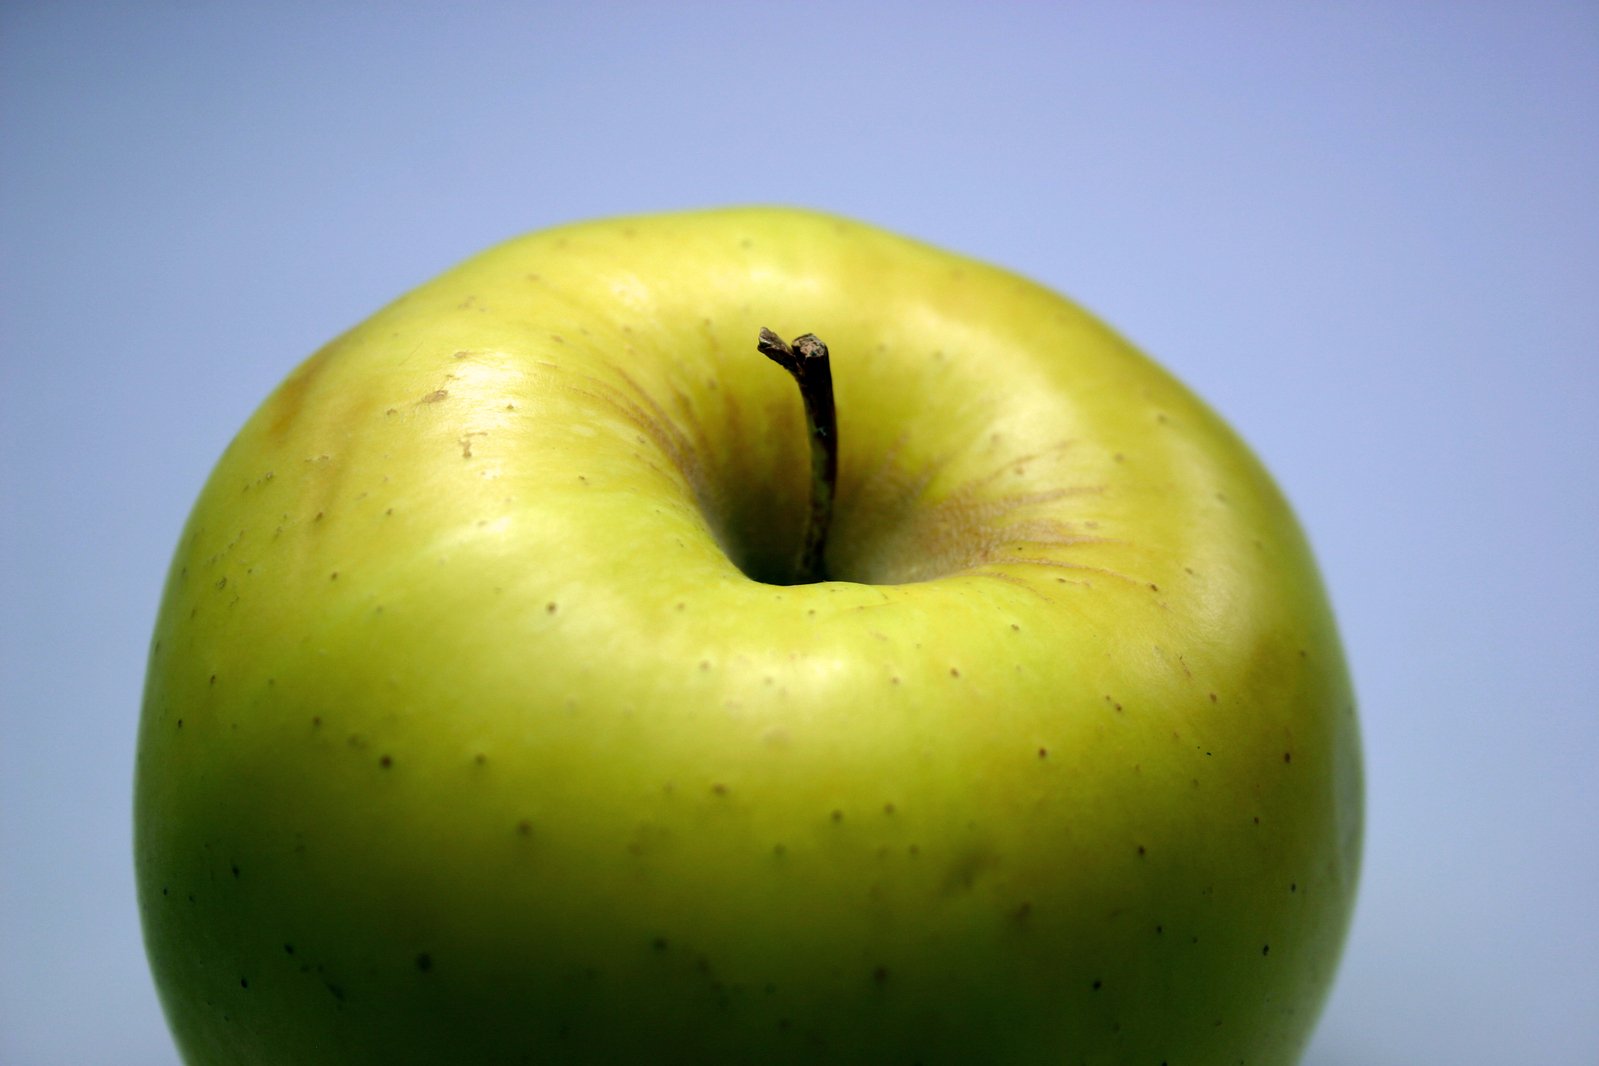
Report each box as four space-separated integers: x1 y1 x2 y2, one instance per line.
3 4 1595 1063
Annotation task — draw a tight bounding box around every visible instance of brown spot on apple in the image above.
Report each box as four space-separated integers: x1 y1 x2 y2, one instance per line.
263 339 340 439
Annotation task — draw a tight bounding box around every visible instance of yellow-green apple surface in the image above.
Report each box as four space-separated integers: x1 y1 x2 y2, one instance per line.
135 207 1362 1064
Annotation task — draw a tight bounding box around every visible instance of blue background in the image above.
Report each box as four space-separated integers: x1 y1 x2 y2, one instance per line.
3 4 1595 1063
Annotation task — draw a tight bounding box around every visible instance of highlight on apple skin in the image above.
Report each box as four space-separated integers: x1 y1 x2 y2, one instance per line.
135 207 1362 1065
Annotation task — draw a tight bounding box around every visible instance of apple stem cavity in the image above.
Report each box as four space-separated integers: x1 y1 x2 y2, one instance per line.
757 327 837 584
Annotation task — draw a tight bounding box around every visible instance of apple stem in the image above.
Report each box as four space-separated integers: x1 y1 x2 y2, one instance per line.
757 327 837 584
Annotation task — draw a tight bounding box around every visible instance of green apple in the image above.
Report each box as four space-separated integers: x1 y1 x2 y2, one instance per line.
135 207 1361 1064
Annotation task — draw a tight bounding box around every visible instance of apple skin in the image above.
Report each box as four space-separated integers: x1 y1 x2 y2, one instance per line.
135 207 1361 1064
